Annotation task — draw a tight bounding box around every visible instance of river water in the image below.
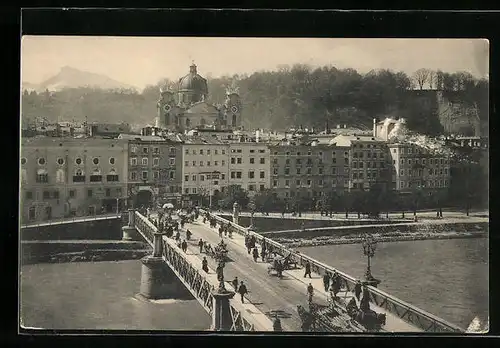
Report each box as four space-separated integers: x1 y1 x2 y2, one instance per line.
20 260 211 330
297 237 489 330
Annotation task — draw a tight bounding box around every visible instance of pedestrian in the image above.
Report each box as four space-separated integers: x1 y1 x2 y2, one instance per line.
186 229 192 241
219 226 223 238
252 247 259 262
323 272 331 292
360 287 370 312
238 281 248 303
198 238 204 253
261 248 267 262
181 240 188 253
273 316 283 331
202 257 209 273
354 280 362 301
304 261 312 278
232 276 239 291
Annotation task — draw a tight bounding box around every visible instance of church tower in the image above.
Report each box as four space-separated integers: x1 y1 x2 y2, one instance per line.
156 85 176 129
223 81 242 129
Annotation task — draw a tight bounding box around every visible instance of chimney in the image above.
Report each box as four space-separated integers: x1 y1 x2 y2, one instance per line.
373 118 377 138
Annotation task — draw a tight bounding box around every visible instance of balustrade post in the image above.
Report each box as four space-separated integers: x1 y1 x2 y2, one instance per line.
122 209 142 241
211 287 236 331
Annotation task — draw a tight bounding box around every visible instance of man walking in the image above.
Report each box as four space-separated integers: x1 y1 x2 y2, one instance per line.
323 272 331 291
238 281 248 303
198 238 204 253
232 276 239 291
304 261 312 278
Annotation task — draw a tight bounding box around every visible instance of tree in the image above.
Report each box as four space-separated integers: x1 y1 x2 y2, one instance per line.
253 189 280 213
412 68 431 90
219 185 249 210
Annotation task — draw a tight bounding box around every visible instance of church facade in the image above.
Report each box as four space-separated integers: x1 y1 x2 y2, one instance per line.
155 63 242 132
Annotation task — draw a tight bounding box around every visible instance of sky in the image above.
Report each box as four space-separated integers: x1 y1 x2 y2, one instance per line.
21 36 489 90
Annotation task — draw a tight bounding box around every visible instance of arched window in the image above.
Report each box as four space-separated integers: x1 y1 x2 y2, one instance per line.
186 118 191 127
107 168 119 182
56 169 65 184
36 168 48 183
90 168 102 182
75 157 83 165
73 168 85 183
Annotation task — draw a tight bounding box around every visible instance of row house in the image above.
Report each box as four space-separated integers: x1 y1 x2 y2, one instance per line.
20 137 128 222
121 134 182 208
387 142 451 193
268 139 348 202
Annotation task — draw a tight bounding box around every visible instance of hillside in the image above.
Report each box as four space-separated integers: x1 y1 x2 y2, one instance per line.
23 66 137 93
21 65 488 136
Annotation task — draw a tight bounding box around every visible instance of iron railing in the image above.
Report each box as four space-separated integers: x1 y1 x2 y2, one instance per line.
20 213 122 229
134 211 272 332
201 209 464 333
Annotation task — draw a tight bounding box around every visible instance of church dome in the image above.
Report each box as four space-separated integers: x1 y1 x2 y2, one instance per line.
178 63 208 94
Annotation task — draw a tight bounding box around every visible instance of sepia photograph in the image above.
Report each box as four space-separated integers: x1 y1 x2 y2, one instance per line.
19 36 489 333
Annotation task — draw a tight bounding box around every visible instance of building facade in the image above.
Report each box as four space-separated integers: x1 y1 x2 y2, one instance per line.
387 142 451 193
124 135 182 208
20 137 129 222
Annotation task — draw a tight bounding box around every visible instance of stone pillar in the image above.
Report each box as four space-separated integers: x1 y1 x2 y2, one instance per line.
153 232 164 257
122 209 141 241
139 254 186 299
211 288 236 331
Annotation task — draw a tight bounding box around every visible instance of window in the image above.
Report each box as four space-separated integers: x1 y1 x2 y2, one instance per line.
296 180 301 186
207 149 211 155
231 172 236 179
296 168 301 175
131 157 137 166
142 171 148 180
400 181 405 188
285 168 290 175
192 175 197 181
25 191 33 199
408 159 412 165
92 157 99 165
69 190 76 198
36 169 48 183
200 161 204 166
57 157 65 165
88 189 93 198
200 149 204 155
28 206 36 220
273 168 278 175
192 161 196 166
400 170 405 176
285 180 290 187
231 158 236 164
153 171 159 179
249 171 255 179
237 158 242 164
38 158 46 165
318 168 323 175
130 171 137 180
260 158 265 164
90 169 102 182
169 158 175 166
260 184 265 191
250 158 255 164
307 168 312 175
359 162 364 168
185 149 189 155
21 157 27 165
141 157 148 166
359 172 364 179
236 172 242 179
221 174 225 180
106 188 111 197
42 190 51 199
248 184 255 191
331 167 336 174
207 161 211 167
107 170 119 181
296 159 301 165
131 146 137 153
319 179 324 186
250 149 255 153
286 159 290 165
185 188 189 194
222 160 226 166
260 171 265 179
184 175 189 182
109 157 116 165
307 180 312 186
200 175 205 181
344 158 349 165
153 158 160 166
222 150 226 155
444 168 448 175
273 180 278 187
286 151 290 156
153 147 159 154
170 147 176 155
353 172 358 179
143 147 148 154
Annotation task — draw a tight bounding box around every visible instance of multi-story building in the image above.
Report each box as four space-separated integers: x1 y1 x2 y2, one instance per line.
228 142 271 196
387 142 451 193
269 139 348 203
332 134 391 191
181 137 230 206
120 134 182 208
20 137 129 222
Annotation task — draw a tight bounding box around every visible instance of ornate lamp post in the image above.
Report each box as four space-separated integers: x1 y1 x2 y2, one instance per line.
361 234 381 287
211 258 236 331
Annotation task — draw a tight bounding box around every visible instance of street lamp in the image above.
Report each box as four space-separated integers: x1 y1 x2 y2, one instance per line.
361 234 380 287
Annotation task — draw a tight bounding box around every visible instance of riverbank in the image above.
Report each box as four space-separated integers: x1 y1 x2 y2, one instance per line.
275 230 488 248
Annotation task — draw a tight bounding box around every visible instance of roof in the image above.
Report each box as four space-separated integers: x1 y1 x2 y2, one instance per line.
117 134 171 142
90 123 131 133
179 134 226 145
332 134 385 147
184 102 219 114
21 136 128 147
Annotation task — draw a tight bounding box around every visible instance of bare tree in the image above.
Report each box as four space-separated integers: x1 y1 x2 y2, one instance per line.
412 68 431 90
428 70 437 90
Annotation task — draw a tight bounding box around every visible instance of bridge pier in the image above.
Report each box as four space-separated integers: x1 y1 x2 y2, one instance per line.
139 232 187 300
122 209 142 241
211 287 236 331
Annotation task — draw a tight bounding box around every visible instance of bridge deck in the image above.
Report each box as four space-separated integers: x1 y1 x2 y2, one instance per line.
20 214 121 229
184 218 421 332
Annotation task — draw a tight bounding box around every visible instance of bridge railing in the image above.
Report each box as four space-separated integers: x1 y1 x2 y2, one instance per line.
134 211 273 332
202 209 464 333
20 213 122 229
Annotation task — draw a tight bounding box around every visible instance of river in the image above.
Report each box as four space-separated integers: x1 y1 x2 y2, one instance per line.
297 237 489 330
20 260 211 330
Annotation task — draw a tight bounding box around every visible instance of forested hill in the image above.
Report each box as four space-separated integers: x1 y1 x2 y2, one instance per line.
21 65 488 136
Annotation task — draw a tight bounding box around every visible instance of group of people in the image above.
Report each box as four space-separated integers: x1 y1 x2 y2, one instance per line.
231 276 249 303
322 270 343 299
